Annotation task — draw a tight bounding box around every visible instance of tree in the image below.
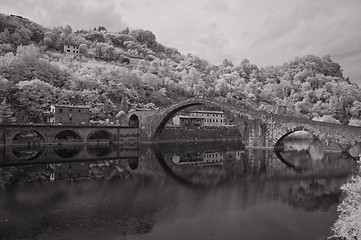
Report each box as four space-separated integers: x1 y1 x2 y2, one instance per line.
0 98 16 124
0 28 10 44
10 32 22 45
121 27 129 35
312 115 341 124
350 101 361 118
79 43 88 55
97 26 107 32
130 29 156 48
15 79 58 122
16 44 40 62
120 95 129 113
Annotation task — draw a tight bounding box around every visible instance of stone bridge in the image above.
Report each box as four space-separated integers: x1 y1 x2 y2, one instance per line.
0 125 139 145
0 125 139 165
125 98 361 151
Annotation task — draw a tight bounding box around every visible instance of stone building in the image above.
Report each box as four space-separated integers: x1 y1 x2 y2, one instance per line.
172 115 204 128
46 105 90 125
189 110 225 127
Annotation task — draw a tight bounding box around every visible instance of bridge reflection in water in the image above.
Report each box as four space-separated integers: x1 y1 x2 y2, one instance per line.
0 140 358 240
0 140 138 166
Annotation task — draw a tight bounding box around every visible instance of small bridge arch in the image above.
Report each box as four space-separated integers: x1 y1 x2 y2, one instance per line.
129 114 140 127
87 129 113 143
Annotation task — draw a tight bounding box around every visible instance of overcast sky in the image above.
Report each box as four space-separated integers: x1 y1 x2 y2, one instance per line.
1 0 360 84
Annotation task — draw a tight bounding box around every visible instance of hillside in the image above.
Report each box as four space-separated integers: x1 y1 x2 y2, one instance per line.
1 13 361 125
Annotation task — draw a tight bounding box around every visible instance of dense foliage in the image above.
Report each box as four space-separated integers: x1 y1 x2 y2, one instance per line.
331 164 361 240
0 12 361 124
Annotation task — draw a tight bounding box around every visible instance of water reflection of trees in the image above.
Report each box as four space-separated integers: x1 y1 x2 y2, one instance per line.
152 141 356 188
0 165 352 240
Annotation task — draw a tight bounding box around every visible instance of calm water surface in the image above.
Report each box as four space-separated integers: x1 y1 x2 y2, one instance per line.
0 140 357 240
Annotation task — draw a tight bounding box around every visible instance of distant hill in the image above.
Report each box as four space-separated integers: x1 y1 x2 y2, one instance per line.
0 12 361 126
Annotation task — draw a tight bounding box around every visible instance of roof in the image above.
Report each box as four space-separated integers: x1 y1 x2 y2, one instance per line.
177 116 204 119
190 110 224 114
51 104 89 109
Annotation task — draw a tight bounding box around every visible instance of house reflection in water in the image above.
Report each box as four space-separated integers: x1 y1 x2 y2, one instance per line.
47 159 137 181
171 150 243 166
49 162 89 181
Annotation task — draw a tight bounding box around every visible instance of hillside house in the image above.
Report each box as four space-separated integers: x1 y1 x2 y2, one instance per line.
64 45 79 54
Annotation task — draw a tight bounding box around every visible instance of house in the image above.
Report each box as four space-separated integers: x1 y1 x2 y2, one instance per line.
189 110 225 127
49 163 89 181
46 105 90 125
64 45 79 54
172 115 204 128
171 150 243 166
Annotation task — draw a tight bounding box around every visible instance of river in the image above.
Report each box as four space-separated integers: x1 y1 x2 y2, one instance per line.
0 138 357 240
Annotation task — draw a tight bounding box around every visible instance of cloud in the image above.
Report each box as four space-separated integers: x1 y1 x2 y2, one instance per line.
0 0 128 31
252 0 334 47
0 0 360 84
241 0 361 83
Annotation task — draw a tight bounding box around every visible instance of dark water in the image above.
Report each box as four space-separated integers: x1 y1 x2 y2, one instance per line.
0 140 357 240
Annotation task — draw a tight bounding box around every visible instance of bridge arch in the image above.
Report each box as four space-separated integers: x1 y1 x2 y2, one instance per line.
274 127 325 170
129 114 140 127
274 125 330 146
54 129 83 143
11 128 46 145
151 98 236 140
87 130 113 144
275 126 323 145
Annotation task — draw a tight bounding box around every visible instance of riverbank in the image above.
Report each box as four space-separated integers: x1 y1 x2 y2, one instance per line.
330 161 361 239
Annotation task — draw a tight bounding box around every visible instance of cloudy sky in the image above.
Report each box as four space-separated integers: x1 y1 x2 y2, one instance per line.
1 0 361 84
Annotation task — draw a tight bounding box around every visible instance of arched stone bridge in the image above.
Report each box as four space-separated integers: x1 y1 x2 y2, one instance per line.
125 98 361 151
0 125 138 145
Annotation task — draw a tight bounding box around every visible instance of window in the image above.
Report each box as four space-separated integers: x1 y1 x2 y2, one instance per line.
79 109 81 112
60 109 63 113
69 117 72 121
67 49 70 52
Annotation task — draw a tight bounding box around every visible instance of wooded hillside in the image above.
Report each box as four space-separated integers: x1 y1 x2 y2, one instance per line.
0 13 360 125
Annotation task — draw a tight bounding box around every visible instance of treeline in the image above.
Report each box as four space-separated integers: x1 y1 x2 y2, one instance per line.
0 13 361 126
